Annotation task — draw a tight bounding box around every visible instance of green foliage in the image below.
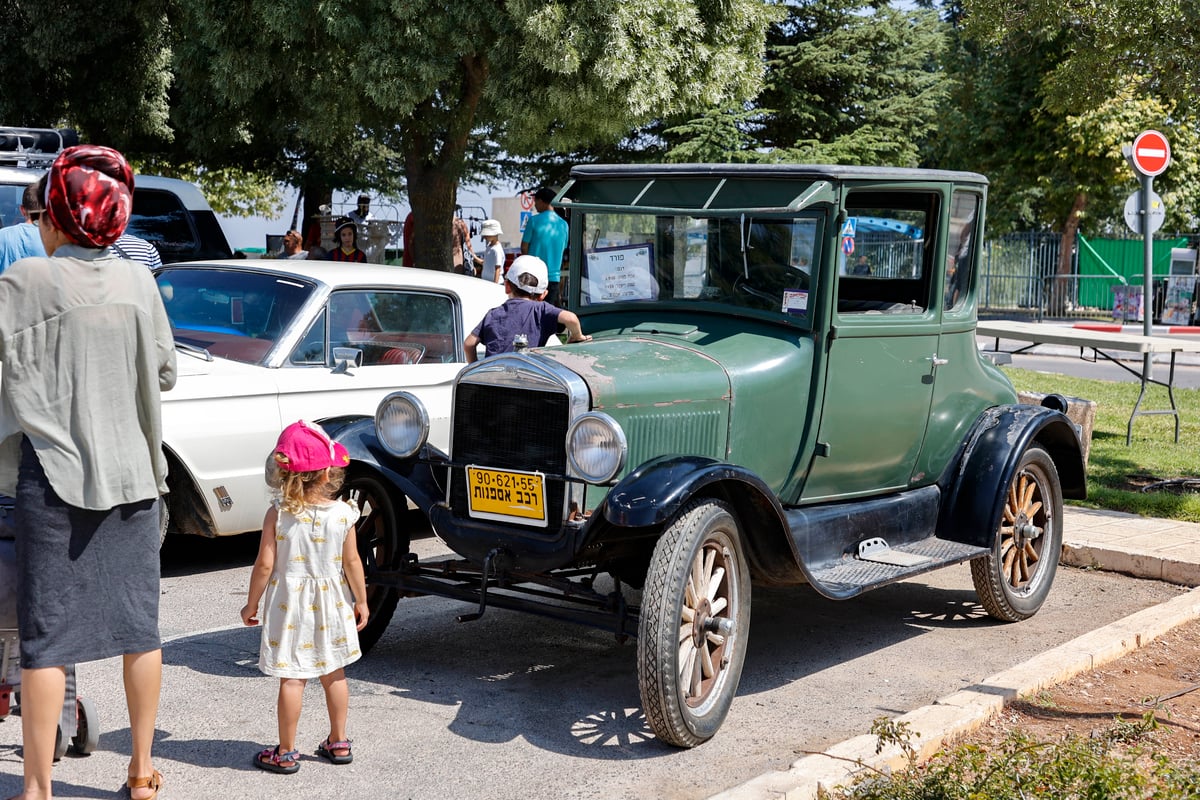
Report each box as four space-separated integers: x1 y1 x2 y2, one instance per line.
829 724 1200 799
1002 367 1200 522
963 0 1199 120
939 0 1200 235
666 1 946 167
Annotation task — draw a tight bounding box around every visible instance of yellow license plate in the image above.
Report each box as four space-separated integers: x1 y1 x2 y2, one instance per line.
465 466 547 526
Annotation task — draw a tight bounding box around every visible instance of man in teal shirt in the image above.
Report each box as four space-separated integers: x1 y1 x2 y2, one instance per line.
0 182 47 274
521 187 568 306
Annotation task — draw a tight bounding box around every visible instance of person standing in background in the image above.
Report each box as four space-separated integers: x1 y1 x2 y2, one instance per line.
402 211 415 267
111 232 163 268
1 145 175 800
478 219 505 283
346 194 373 228
452 209 476 276
326 218 367 263
277 229 307 260
521 187 568 306
0 182 47 273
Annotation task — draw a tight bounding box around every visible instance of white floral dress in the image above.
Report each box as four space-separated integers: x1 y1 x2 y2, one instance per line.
257 499 362 678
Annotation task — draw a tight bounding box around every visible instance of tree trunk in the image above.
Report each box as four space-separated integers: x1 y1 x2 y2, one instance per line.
1048 191 1087 316
401 55 488 272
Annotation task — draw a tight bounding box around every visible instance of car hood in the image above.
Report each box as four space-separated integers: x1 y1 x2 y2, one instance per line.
536 338 732 465
537 337 731 411
166 349 279 401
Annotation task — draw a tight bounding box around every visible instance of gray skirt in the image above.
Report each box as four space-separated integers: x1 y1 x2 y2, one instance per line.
15 437 161 668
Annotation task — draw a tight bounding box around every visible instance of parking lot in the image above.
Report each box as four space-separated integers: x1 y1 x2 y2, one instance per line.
0 531 1185 800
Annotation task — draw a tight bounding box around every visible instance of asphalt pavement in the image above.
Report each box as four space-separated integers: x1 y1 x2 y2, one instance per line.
714 505 1200 800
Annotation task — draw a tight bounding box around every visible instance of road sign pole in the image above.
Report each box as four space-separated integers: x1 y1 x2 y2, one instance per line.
1141 173 1154 380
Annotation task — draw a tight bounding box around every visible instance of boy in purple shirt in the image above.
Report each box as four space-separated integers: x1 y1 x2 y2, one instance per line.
465 255 590 361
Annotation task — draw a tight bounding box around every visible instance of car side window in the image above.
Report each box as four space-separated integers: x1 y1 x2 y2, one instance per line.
325 290 459 365
127 188 197 258
289 309 328 365
944 192 979 313
837 192 936 316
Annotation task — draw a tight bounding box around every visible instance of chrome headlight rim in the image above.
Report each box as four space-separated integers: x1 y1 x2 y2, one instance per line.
374 390 429 458
566 412 627 484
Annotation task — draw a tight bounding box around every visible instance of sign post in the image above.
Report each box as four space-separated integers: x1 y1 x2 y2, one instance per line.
1124 130 1172 384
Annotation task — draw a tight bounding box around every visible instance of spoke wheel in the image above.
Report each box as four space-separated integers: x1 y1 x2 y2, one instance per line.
338 471 401 652
971 446 1063 622
638 498 750 748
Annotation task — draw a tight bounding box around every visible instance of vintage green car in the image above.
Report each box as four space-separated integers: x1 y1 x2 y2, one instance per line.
332 164 1086 747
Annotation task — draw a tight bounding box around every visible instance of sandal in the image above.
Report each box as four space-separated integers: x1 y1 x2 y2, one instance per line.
254 745 300 774
127 769 163 800
315 737 353 765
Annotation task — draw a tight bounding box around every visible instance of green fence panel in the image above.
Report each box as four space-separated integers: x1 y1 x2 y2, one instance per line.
1077 234 1187 309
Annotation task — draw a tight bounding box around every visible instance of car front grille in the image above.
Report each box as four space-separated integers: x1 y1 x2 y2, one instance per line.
449 382 571 528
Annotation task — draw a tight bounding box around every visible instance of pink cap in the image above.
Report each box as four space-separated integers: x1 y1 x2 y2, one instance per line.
273 420 350 472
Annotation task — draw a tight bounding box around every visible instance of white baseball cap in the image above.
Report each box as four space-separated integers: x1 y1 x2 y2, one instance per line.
480 219 503 237
505 255 549 295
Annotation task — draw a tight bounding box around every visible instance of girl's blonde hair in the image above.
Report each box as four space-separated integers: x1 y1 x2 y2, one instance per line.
267 454 345 515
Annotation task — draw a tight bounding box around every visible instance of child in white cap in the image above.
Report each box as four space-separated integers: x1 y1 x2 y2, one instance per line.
464 255 590 361
241 420 368 774
478 219 505 283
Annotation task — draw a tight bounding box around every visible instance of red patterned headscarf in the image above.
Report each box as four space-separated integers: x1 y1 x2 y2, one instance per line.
44 145 134 248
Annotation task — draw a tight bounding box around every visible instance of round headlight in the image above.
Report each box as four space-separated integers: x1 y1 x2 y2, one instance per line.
566 412 627 484
375 391 429 458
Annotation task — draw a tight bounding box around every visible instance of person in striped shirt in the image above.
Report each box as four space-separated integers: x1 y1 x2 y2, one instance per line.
110 232 163 268
326 217 366 263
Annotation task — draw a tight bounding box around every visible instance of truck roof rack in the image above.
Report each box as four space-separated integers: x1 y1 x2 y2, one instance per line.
0 127 79 168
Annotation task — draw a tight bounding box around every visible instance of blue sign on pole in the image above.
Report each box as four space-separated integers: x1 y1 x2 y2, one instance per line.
841 236 855 256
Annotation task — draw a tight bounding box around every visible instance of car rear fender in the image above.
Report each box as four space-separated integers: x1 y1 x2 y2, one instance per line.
602 455 801 585
938 402 1086 549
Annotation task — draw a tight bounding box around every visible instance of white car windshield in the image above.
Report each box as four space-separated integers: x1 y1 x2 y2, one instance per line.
157 266 315 364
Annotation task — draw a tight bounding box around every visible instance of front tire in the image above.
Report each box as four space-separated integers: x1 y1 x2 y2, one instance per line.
971 446 1063 622
339 471 401 653
638 498 750 748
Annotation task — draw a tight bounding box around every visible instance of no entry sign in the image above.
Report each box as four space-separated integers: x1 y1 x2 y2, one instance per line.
1131 130 1171 177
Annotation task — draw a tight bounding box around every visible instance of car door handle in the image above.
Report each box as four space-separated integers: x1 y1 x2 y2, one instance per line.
928 354 949 367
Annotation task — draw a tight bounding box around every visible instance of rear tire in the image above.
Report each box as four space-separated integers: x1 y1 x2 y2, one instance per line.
637 498 750 747
971 446 1062 621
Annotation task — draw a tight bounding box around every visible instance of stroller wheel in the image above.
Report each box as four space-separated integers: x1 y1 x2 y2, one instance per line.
70 695 99 755
54 721 68 761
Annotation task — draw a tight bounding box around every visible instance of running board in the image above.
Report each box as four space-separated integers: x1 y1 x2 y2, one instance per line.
807 536 988 600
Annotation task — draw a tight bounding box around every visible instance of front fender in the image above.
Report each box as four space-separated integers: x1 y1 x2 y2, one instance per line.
939 404 1085 549
604 455 785 529
334 417 447 514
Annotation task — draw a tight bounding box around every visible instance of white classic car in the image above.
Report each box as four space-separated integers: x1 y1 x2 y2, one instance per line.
157 259 505 539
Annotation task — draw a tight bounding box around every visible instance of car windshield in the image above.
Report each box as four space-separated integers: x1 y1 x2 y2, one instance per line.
156 266 315 364
578 212 820 323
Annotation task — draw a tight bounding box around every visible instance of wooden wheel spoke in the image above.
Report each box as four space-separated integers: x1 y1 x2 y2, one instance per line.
679 642 696 683
700 642 715 679
710 597 728 616
684 577 697 608
681 606 695 623
707 566 726 603
689 648 703 697
705 632 726 647
679 622 694 643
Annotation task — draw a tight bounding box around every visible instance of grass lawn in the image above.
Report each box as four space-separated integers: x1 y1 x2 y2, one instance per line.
1002 366 1200 523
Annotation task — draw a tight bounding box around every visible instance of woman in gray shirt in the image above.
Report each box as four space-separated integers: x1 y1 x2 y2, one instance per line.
1 146 175 800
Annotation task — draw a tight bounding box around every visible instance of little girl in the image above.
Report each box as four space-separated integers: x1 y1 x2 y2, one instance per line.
241 420 369 774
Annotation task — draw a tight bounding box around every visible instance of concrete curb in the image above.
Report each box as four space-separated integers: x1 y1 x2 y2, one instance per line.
709 584 1200 800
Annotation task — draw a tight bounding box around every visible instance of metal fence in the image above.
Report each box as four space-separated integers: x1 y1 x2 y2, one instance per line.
978 232 1200 323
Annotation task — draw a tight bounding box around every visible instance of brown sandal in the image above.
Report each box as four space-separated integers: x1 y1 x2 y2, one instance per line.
127 769 163 800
